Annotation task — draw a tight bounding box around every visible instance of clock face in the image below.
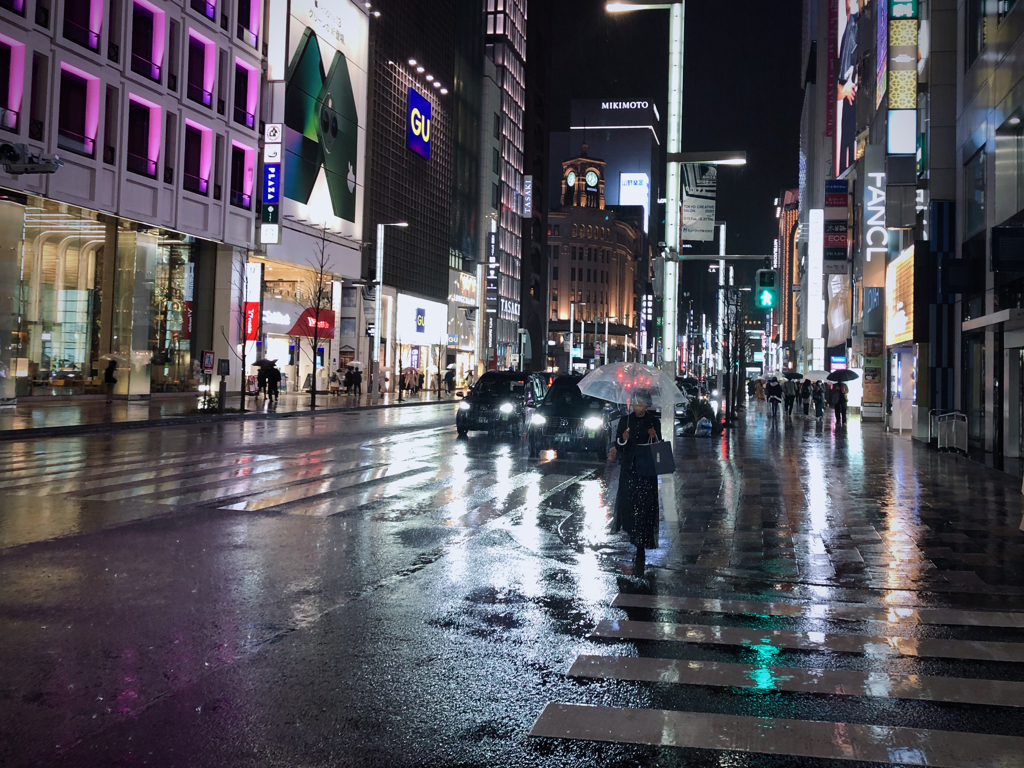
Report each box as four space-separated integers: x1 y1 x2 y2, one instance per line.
586 171 599 188
566 171 576 188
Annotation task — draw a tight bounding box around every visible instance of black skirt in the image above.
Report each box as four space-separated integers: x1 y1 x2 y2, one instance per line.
612 457 660 549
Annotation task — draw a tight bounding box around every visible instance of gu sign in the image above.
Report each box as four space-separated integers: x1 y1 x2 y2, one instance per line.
407 88 432 160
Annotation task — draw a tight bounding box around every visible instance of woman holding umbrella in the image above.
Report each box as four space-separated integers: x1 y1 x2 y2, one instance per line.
827 369 858 426
610 389 661 578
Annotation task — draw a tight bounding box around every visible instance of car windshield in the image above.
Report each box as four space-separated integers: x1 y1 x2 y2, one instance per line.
474 377 526 396
545 382 601 407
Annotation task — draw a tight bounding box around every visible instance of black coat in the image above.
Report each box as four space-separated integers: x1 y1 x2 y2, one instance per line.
613 410 662 549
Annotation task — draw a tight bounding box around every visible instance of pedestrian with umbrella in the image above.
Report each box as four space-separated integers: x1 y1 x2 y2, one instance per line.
827 369 858 426
578 362 679 578
799 378 812 415
811 380 826 420
765 376 784 419
782 375 799 416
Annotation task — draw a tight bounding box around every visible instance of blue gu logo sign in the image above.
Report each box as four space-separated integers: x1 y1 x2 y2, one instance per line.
407 88 431 160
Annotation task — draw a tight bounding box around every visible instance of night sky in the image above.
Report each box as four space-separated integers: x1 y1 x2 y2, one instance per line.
546 0 804 259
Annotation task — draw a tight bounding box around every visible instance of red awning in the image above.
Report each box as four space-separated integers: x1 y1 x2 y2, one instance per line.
286 308 335 339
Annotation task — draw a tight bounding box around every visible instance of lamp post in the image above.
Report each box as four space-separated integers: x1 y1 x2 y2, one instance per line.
569 301 586 371
371 221 408 406
596 316 617 366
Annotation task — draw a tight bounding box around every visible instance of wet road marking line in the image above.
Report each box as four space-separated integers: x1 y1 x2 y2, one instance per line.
611 594 1024 628
590 619 1024 662
528 703 1024 767
218 461 435 511
567 655 1024 707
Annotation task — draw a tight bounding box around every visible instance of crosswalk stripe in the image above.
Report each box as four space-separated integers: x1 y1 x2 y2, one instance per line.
529 703 1024 768
611 593 1024 629
567 654 1024 707
590 619 1024 662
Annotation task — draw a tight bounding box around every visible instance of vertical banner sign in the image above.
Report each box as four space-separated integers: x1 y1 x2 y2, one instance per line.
261 122 283 245
406 88 432 160
887 0 918 154
523 175 533 218
876 0 888 110
808 209 825 339
862 145 887 287
680 164 717 242
826 0 837 141
183 262 194 340
244 262 262 341
823 179 849 274
835 0 859 175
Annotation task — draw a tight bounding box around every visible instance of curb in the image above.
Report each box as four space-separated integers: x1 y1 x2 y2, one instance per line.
0 397 455 442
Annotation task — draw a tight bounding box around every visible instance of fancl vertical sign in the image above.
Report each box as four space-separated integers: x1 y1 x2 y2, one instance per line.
862 145 887 288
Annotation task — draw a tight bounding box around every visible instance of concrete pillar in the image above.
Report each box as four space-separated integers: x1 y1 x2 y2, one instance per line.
211 244 245 395
0 201 21 406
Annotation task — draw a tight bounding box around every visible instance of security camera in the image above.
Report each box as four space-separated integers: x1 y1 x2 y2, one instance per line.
1 143 64 175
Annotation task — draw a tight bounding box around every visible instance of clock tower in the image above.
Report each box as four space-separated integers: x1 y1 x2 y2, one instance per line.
561 145 606 209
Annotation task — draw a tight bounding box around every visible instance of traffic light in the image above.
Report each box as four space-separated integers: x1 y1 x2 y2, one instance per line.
755 269 778 310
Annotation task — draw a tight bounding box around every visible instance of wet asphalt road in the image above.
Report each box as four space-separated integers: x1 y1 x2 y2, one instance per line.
2 403 1024 767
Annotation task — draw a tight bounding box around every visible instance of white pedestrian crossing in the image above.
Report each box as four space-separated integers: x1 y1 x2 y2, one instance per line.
530 588 1024 767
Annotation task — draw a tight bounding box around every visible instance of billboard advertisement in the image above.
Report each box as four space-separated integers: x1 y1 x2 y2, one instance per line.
283 0 368 238
244 262 262 341
619 173 650 233
885 245 915 346
681 164 716 242
407 88 432 160
835 0 860 176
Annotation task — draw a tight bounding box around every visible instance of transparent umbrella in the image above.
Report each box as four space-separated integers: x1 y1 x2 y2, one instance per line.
803 370 829 382
577 362 684 410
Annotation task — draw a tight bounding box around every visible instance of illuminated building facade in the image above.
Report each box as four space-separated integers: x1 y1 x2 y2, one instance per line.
483 0 527 368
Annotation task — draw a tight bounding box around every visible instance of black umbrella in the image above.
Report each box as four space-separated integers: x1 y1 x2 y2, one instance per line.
253 358 278 370
827 369 859 382
783 371 803 380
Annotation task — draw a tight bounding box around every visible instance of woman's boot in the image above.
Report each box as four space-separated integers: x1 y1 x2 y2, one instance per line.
633 546 646 577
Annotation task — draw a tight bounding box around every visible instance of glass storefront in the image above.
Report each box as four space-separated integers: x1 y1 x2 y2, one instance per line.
0 190 203 399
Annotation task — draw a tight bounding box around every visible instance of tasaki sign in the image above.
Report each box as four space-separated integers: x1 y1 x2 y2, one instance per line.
407 88 432 160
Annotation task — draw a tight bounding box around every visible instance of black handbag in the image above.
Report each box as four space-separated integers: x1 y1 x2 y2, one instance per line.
635 438 674 476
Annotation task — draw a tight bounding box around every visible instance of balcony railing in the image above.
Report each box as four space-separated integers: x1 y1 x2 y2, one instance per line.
131 52 162 83
190 0 215 20
186 81 212 107
233 105 254 129
183 171 208 195
0 107 19 134
63 17 100 52
57 127 95 157
229 189 251 209
1 0 25 16
237 24 257 48
127 151 158 178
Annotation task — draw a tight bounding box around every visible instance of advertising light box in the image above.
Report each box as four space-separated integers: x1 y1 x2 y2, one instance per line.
282 0 368 238
406 88 432 160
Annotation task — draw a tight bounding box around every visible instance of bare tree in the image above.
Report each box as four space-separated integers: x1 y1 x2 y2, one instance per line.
297 226 334 410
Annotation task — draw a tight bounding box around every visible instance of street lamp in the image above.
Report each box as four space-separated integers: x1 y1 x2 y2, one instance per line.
569 301 586 371
596 316 617 366
371 221 408 405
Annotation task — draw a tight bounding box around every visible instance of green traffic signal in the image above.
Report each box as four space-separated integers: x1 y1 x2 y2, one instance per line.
759 289 775 308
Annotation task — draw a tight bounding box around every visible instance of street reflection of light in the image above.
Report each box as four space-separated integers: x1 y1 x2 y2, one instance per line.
516 474 544 552
579 480 609 546
493 448 513 507
576 549 606 605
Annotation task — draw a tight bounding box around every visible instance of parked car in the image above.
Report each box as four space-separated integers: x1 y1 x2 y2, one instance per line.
456 371 546 438
527 375 624 459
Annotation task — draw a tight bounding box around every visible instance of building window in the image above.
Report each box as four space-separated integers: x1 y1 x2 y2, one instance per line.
553 224 560 236
63 0 101 52
57 66 98 157
190 0 216 21
586 269 591 282
1 0 25 17
229 141 254 208
233 59 257 128
131 2 164 82
126 97 159 177
571 268 576 281
571 247 576 260
552 267 558 280
571 224 577 237
183 120 211 194
187 32 214 107
237 0 259 48
0 36 25 133
493 112 500 139
491 182 499 209
964 149 986 238
492 147 499 174
966 0 985 70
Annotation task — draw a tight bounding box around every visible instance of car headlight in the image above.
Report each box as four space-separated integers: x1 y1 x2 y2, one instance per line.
584 416 603 430
499 402 515 414
458 401 471 411
531 414 546 426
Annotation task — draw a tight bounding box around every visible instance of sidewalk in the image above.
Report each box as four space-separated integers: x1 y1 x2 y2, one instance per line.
0 389 458 440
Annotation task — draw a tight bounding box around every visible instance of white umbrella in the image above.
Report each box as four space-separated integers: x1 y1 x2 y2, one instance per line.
577 362 683 410
803 370 829 382
347 361 365 368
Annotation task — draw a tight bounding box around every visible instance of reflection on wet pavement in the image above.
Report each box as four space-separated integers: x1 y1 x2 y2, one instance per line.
1 405 1024 767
